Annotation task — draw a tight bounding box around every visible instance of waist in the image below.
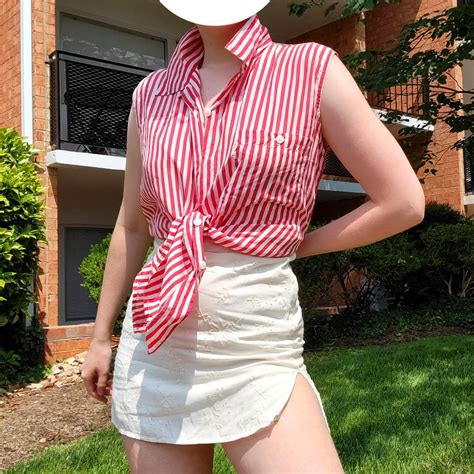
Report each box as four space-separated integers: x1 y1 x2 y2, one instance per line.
153 236 244 254
152 236 296 264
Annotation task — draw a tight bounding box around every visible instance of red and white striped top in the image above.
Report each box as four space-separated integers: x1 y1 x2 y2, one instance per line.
131 13 338 355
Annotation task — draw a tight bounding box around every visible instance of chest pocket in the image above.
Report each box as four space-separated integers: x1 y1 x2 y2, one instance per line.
223 129 313 212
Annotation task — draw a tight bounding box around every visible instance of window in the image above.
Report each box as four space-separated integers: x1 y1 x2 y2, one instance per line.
59 13 167 70
63 227 112 324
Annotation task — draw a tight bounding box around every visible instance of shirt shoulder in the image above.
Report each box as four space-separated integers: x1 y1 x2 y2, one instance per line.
133 68 167 102
273 40 336 53
132 68 167 126
272 41 338 70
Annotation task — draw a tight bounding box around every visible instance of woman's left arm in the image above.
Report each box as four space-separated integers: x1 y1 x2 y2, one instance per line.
296 53 426 259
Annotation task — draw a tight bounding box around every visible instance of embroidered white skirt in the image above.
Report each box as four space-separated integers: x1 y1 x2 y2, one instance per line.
111 237 330 444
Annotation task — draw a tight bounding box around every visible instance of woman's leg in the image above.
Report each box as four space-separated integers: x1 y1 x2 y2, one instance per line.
221 372 344 473
121 435 215 474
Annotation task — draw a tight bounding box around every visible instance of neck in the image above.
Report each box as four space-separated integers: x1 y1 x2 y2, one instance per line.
196 20 247 69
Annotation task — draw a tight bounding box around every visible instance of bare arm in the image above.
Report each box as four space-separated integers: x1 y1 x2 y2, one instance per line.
296 53 425 259
92 104 154 342
82 99 153 403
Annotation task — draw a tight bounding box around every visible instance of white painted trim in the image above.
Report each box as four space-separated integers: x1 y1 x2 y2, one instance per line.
20 0 34 327
46 150 126 171
464 194 474 206
372 108 434 132
46 151 367 195
319 179 365 195
20 0 33 143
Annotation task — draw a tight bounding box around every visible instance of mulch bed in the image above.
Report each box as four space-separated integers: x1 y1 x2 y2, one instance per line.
0 327 471 470
0 380 112 470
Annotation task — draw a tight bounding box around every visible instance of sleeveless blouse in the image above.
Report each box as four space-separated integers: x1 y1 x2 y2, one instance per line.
130 13 338 355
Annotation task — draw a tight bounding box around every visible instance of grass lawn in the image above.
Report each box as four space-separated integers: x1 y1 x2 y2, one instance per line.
6 335 473 473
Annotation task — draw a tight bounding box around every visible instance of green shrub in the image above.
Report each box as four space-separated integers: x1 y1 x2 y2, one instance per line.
349 232 424 311
291 225 424 316
0 347 21 388
0 128 47 327
304 294 474 349
0 127 47 388
394 202 474 305
79 233 113 305
408 200 467 239
291 230 358 314
292 201 474 317
78 233 124 336
78 233 154 336
0 314 46 390
421 221 474 297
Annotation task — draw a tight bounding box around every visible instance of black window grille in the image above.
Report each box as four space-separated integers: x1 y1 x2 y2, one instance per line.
49 50 153 156
463 138 473 194
367 70 430 119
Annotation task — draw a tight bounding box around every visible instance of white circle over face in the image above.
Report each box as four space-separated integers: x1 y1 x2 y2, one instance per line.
158 0 270 27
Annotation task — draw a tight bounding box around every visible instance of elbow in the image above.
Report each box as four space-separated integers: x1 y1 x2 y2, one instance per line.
397 190 426 226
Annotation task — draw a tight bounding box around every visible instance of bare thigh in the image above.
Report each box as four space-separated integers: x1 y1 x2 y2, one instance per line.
221 372 345 473
121 435 215 474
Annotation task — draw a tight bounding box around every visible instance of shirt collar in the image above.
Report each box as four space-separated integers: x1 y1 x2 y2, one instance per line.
153 14 273 96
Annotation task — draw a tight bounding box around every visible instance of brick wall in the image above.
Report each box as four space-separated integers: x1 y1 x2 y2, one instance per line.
32 0 58 329
365 0 465 211
288 10 366 57
31 0 77 363
289 0 465 215
0 0 21 131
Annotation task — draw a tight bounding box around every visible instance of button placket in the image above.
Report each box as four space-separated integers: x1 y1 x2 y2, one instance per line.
191 215 207 271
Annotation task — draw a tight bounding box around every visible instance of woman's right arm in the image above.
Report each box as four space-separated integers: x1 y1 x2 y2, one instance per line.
92 104 153 344
81 104 153 403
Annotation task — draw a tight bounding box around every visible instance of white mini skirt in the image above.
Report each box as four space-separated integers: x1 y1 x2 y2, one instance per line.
111 237 330 444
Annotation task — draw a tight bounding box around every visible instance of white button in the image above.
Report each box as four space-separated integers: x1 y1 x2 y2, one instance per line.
192 217 202 226
275 134 285 144
204 108 211 117
199 260 207 270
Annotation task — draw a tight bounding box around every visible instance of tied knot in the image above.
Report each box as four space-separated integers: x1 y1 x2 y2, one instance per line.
130 209 212 354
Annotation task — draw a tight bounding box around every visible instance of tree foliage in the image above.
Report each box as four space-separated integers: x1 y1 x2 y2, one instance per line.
289 0 474 181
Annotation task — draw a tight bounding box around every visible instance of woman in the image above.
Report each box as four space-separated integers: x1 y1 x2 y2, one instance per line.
81 1 425 472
